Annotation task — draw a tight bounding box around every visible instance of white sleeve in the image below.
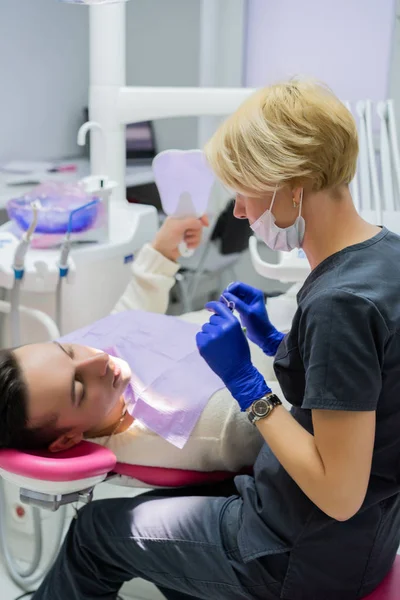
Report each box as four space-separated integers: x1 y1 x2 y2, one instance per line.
91 393 264 473
201 390 265 472
112 243 179 315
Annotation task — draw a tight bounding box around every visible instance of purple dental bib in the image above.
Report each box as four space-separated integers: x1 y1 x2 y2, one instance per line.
59 310 224 448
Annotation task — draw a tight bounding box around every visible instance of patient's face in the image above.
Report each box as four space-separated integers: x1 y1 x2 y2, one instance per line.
14 342 132 448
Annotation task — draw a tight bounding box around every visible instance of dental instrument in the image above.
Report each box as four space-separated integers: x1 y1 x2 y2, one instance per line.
220 293 235 312
56 199 100 334
152 150 215 257
10 202 39 347
220 293 249 335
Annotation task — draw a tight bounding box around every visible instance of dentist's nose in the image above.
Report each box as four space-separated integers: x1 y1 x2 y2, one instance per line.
233 195 247 219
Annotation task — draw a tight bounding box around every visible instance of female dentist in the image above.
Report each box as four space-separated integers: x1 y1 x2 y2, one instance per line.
33 79 400 600
196 79 400 598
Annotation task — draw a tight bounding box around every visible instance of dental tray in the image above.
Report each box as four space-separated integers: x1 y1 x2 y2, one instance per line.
7 182 100 235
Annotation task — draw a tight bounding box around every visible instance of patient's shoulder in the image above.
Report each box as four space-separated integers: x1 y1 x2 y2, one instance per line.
193 388 238 438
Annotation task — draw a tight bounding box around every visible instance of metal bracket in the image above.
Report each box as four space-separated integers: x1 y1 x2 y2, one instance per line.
20 487 94 512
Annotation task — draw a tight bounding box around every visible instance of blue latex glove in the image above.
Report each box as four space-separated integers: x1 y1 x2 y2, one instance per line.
221 282 284 357
196 300 271 411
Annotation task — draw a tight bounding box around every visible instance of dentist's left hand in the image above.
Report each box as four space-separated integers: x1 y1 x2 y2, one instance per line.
196 301 271 411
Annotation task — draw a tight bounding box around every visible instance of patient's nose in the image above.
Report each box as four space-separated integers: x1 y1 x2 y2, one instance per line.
79 353 109 378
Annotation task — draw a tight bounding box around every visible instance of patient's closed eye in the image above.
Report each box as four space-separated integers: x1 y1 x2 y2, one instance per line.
75 376 85 406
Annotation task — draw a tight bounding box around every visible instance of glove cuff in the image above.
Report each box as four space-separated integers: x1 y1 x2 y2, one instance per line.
226 364 271 411
262 331 285 357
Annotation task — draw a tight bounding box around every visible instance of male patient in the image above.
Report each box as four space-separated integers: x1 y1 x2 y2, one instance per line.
0 216 280 472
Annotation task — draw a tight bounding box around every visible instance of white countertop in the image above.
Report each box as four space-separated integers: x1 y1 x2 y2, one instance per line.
0 157 154 210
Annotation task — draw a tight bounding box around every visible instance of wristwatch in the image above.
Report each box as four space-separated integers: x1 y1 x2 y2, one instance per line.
247 393 282 425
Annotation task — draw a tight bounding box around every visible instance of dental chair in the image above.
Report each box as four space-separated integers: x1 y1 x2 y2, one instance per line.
0 444 399 600
0 441 241 511
0 441 246 594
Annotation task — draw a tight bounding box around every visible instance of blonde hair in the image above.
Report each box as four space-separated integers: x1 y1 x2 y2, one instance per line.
204 79 359 195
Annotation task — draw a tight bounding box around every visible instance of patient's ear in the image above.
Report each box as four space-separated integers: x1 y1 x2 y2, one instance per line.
48 432 83 453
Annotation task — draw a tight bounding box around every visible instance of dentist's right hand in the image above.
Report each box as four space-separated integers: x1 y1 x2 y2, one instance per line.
196 300 271 411
221 282 284 357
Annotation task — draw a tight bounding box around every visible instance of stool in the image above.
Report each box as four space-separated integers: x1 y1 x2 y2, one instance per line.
363 555 400 599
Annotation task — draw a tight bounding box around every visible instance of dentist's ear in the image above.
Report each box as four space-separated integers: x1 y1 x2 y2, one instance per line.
48 431 83 453
292 187 304 206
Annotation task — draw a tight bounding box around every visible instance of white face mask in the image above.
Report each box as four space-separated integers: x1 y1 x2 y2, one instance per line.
250 187 305 252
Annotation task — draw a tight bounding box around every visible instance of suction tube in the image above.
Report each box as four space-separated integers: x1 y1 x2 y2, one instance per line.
56 199 100 334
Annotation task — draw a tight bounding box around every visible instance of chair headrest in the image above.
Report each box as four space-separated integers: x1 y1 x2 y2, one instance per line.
0 441 116 482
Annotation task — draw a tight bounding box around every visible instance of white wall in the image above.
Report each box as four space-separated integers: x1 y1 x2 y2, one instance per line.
126 0 246 152
0 0 89 163
0 0 247 161
0 0 203 164
126 0 201 151
245 0 396 102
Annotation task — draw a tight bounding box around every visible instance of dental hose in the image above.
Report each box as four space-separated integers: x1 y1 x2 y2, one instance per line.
10 202 39 347
10 279 22 349
0 477 67 591
56 199 100 335
1 201 56 591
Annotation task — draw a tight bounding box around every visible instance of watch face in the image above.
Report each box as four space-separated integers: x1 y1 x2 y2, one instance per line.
253 399 271 418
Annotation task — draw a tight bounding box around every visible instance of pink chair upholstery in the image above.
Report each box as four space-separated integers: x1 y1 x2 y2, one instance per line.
114 462 249 487
0 441 245 487
363 555 400 599
0 442 116 482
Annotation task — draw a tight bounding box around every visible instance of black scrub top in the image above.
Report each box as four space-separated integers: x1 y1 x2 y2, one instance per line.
235 227 400 600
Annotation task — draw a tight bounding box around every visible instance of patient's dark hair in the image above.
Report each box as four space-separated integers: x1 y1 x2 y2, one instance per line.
0 349 61 450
